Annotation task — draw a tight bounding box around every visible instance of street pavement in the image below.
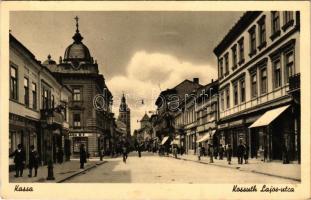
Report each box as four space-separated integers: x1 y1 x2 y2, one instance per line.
65 152 299 183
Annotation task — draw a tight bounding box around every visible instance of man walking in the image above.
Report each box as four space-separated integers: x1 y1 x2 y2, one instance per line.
122 144 128 163
79 144 87 169
227 144 233 165
237 139 245 164
10 144 26 177
28 145 39 177
197 144 202 161
209 144 214 163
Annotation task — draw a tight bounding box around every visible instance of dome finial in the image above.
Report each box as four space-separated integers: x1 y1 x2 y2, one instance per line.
74 16 79 33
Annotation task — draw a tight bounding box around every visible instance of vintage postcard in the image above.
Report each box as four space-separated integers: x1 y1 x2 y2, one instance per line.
0 1 310 199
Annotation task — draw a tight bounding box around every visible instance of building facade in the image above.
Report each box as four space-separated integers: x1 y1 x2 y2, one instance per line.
213 11 300 162
9 34 71 166
44 18 114 157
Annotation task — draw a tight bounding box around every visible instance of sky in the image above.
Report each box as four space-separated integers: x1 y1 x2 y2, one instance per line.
10 11 243 132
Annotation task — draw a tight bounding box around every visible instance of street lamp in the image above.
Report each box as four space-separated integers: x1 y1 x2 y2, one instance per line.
46 109 55 180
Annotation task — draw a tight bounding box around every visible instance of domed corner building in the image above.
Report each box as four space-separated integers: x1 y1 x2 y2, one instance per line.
44 17 115 158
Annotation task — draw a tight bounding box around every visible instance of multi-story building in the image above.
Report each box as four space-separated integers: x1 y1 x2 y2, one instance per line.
44 17 114 157
213 11 300 162
174 79 218 154
154 78 202 148
135 113 153 150
9 34 71 166
118 94 131 138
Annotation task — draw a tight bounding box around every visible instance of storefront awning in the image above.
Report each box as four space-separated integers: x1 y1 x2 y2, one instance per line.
249 105 290 128
196 133 210 143
161 136 169 145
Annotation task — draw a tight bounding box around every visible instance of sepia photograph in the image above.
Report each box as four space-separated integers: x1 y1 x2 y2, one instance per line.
1 1 310 199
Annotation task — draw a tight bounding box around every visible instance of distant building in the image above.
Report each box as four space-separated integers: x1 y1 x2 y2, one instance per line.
118 94 131 138
134 113 153 150
43 17 114 157
213 11 300 162
154 78 202 146
9 34 71 166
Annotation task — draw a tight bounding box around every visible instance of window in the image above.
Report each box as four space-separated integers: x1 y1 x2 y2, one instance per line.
283 11 294 26
226 87 230 109
260 68 268 94
284 51 294 83
249 26 256 56
10 66 18 100
32 83 37 110
73 88 81 101
273 59 282 88
224 53 229 75
251 73 257 98
240 79 245 103
219 58 224 78
42 88 49 109
73 113 81 127
258 16 266 48
238 38 245 64
220 92 225 111
51 95 55 108
232 45 237 69
271 11 280 38
24 77 29 107
233 83 238 105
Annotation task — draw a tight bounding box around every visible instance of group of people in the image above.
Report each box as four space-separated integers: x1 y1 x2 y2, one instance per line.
196 140 249 165
10 144 39 178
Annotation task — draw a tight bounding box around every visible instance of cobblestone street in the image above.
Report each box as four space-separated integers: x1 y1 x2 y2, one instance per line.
65 152 299 183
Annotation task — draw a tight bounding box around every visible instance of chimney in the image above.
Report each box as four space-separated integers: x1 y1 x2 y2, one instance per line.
193 78 199 84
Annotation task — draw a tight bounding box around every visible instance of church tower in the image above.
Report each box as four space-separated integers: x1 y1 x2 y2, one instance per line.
118 94 131 138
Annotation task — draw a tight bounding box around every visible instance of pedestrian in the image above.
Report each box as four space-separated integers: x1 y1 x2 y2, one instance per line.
214 146 218 159
57 148 64 164
10 144 26 177
237 139 245 164
219 144 224 160
209 144 214 163
197 144 202 161
28 145 39 177
79 144 87 169
122 145 128 163
227 144 233 165
202 146 206 157
263 145 268 162
282 143 289 164
244 144 249 164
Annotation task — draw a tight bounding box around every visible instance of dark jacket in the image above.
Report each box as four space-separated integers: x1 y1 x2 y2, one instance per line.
80 149 87 163
29 150 39 168
237 144 245 156
11 149 26 165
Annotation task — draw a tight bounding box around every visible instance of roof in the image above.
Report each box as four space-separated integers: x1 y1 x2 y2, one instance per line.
213 11 262 56
141 113 150 121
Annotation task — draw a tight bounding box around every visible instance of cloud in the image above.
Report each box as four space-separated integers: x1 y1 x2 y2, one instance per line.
107 51 217 133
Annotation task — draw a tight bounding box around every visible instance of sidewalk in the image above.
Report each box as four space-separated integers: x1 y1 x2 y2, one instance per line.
9 160 105 183
169 154 301 181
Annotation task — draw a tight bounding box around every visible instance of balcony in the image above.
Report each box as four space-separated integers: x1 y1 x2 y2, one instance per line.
40 108 64 126
288 73 300 93
68 100 84 109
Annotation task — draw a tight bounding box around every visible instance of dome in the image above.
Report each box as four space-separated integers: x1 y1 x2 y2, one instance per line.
63 42 91 62
63 18 92 63
42 54 56 65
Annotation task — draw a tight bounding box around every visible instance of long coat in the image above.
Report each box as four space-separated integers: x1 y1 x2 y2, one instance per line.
12 149 26 165
29 150 39 168
80 149 87 163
